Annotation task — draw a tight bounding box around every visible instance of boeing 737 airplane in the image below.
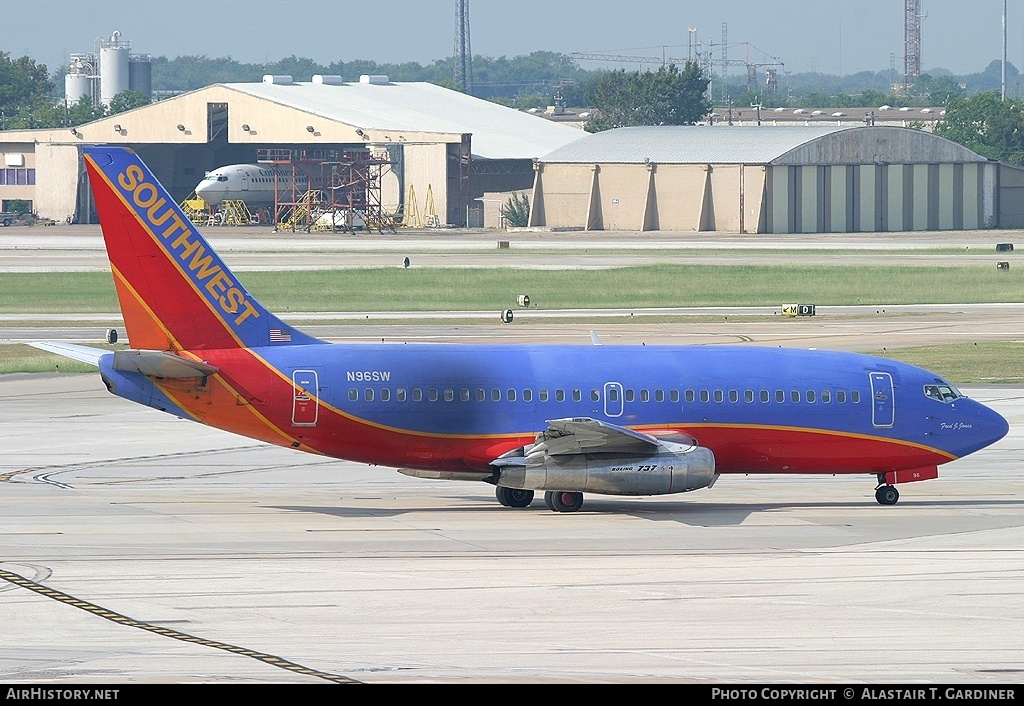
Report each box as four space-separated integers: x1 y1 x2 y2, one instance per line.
194 164 310 205
37 146 1008 512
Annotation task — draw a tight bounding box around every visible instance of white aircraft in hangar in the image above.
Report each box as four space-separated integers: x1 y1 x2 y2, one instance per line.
194 164 311 206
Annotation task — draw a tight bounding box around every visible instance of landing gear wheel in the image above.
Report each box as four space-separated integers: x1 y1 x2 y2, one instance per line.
875 485 900 505
544 490 584 513
496 486 534 508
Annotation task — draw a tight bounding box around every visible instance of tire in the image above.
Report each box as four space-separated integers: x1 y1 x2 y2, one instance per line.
875 485 899 506
496 486 533 508
545 490 584 513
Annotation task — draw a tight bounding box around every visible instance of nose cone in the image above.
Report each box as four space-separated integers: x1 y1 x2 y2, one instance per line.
194 178 223 205
957 398 1009 457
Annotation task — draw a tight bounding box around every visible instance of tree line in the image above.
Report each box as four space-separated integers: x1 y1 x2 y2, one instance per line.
2 47 1024 164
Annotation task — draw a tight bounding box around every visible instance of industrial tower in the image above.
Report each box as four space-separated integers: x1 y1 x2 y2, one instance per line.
454 0 473 94
904 0 922 91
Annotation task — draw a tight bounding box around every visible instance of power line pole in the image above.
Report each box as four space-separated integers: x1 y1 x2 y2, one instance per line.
1003 0 1008 100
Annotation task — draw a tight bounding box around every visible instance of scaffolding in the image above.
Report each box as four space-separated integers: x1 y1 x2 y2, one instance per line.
257 148 394 233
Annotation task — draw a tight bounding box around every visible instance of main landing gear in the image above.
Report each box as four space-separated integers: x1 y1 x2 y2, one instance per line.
494 487 585 512
872 475 897 504
544 490 584 513
495 486 534 508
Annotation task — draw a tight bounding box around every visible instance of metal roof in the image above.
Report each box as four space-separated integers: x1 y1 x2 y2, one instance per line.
539 125 990 165
223 80 583 160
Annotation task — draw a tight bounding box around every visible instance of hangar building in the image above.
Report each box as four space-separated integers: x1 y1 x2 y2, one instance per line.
0 75 583 226
529 125 1024 232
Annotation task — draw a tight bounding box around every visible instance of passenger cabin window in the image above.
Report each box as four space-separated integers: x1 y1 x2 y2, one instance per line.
397 389 407 402
444 388 454 402
573 389 582 402
428 388 439 402
523 389 533 402
655 390 665 403
624 389 635 403
412 388 423 402
491 388 501 402
349 388 358 401
670 390 679 403
555 389 566 402
851 390 860 403
729 390 739 403
507 388 517 402
639 389 649 402
806 390 815 403
744 390 754 403
791 390 800 403
699 390 710 403
760 390 770 403
821 390 830 403
685 390 695 403
591 389 600 402
381 388 391 402
836 390 846 403
540 389 549 402
776 390 785 403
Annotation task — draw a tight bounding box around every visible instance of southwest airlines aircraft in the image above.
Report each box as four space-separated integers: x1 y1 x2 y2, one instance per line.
38 146 1008 512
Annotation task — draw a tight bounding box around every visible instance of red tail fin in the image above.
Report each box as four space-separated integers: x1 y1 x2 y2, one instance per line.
84 146 318 351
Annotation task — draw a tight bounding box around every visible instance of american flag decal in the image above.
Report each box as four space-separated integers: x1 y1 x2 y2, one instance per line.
269 328 292 343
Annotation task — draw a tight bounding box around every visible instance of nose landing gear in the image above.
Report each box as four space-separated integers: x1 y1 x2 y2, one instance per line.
874 476 900 506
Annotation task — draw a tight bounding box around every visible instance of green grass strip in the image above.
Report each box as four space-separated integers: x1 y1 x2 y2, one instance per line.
2 265 1023 313
869 341 1024 384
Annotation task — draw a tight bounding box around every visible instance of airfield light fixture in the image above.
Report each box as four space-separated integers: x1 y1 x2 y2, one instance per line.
306 125 315 133
70 128 78 136
176 124 185 131
113 124 121 133
241 123 250 132
355 128 364 136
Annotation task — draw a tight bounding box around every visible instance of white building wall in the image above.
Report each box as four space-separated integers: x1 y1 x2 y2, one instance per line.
34 144 80 222
402 143 449 225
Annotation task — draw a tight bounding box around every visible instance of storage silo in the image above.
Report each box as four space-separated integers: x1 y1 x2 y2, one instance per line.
98 30 130 105
128 54 152 101
65 53 97 105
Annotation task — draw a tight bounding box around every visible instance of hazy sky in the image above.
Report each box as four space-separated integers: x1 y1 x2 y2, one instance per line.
9 1 1018 78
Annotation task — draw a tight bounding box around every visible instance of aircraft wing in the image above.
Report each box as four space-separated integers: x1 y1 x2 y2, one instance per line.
532 417 662 456
29 342 105 366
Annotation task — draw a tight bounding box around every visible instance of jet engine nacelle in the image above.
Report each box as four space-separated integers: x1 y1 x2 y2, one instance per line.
495 442 716 496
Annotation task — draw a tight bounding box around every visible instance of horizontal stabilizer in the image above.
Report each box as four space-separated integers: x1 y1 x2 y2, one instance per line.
28 342 105 367
113 350 219 379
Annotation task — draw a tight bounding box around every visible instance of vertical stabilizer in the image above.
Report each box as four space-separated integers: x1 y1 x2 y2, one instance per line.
83 146 319 351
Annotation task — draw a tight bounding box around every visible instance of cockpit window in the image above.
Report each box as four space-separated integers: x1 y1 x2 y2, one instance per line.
923 381 962 403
